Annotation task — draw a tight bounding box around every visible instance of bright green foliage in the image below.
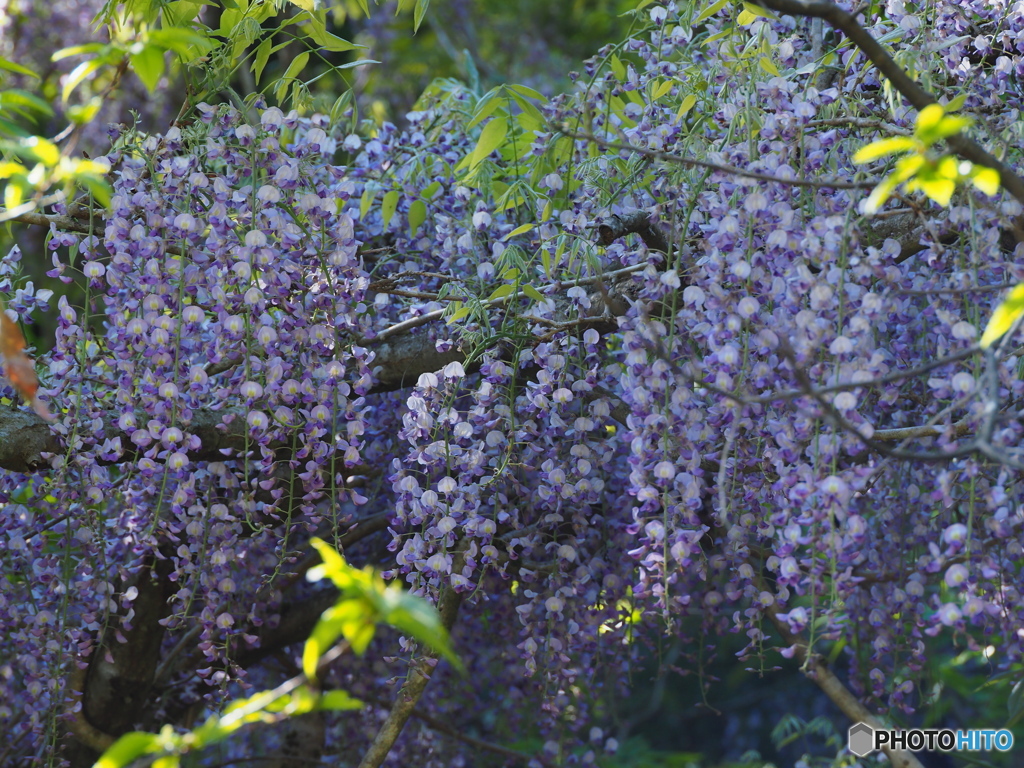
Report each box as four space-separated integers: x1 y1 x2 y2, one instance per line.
853 103 1000 213
305 537 462 678
981 283 1024 349
91 540 457 768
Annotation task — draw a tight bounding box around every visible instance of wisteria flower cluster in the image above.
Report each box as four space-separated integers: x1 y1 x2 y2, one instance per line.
3 0 1024 765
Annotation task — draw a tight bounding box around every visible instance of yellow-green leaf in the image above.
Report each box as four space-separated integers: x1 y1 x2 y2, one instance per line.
130 44 166 93
971 166 1000 196
862 175 900 214
503 223 534 240
610 54 626 81
758 56 780 76
94 732 160 768
459 117 507 173
318 690 364 711
252 38 274 85
523 284 545 302
359 184 377 220
913 175 955 206
381 190 399 228
742 2 777 18
62 58 104 103
852 136 918 164
651 79 674 100
914 103 944 135
488 284 515 301
413 0 429 32
0 56 38 78
677 93 697 120
22 136 59 165
408 199 427 234
695 0 729 23
981 283 1024 348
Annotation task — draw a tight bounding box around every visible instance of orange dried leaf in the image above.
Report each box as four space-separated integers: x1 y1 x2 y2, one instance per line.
0 301 54 421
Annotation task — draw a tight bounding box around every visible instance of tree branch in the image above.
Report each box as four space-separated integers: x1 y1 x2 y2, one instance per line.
357 583 463 768
763 602 925 768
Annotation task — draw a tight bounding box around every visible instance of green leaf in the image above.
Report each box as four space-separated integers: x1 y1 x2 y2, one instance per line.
458 117 507 173
741 2 777 19
508 90 543 132
408 198 427 235
306 12 362 52
503 223 534 241
359 184 377 220
758 56 780 76
381 189 399 228
488 284 515 301
981 283 1024 349
677 93 697 120
523 284 545 302
147 26 215 59
312 600 376 666
0 89 54 118
919 114 973 146
446 303 470 325
287 0 320 10
377 586 463 671
945 94 967 112
94 732 160 768
62 58 105 103
695 0 729 24
852 136 918 163
912 103 945 140
466 87 503 130
318 690 364 711
507 83 544 100
252 38 274 84
130 45 166 93
413 0 430 32
0 57 39 78
52 43 108 62
275 51 309 103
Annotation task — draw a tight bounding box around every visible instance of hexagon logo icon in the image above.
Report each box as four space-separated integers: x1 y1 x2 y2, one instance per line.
848 722 875 757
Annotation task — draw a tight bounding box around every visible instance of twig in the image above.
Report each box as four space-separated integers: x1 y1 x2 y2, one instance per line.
558 128 876 190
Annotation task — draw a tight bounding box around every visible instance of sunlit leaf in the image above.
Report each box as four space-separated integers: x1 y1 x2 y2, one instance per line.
971 166 1000 195
130 44 166 93
695 0 729 24
488 284 515 301
381 189 399 228
62 58 105 103
408 198 427 234
93 732 160 768
458 117 507 173
318 690 364 711
913 174 955 206
852 137 917 163
0 56 38 78
981 283 1024 349
413 0 430 32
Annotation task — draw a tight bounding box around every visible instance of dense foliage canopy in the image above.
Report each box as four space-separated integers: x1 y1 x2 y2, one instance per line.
2 0 1024 766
